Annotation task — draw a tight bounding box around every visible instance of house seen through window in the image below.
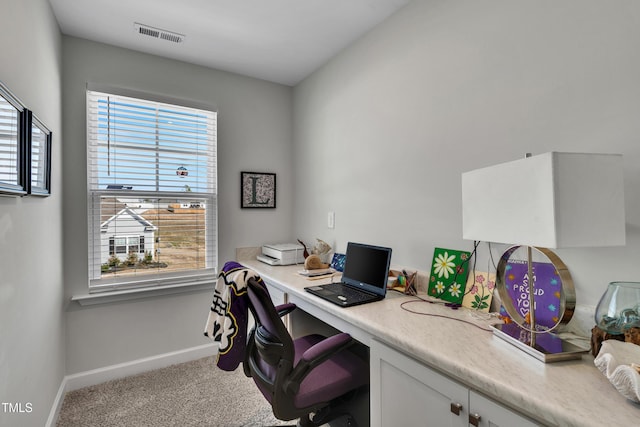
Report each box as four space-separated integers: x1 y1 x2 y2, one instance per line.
87 89 217 291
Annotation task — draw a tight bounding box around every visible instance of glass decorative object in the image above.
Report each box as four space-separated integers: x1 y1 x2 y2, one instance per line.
595 282 640 334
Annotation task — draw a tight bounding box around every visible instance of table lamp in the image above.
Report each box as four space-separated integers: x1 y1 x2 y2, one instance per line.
461 152 626 362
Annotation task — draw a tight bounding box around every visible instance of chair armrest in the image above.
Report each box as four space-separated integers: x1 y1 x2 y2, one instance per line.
245 304 294 378
301 333 353 363
275 303 296 317
284 333 354 394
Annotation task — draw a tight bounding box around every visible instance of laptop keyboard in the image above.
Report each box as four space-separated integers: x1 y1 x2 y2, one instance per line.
333 283 372 302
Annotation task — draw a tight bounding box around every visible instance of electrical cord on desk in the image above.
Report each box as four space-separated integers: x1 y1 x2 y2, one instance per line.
399 293 499 332
460 240 481 298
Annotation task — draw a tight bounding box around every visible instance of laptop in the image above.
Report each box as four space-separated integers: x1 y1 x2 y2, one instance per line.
304 242 392 307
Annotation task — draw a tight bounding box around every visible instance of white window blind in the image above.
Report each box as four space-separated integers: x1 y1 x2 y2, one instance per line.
86 90 218 291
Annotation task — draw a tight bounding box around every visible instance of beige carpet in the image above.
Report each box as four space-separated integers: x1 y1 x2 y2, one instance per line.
56 356 294 427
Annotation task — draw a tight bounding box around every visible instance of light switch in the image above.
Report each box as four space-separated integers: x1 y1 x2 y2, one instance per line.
328 211 335 229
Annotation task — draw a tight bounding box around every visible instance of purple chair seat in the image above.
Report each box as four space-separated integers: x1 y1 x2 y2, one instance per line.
293 335 369 409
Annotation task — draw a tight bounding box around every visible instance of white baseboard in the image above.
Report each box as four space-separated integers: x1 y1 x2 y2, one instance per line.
46 376 69 427
46 343 216 427
64 343 216 391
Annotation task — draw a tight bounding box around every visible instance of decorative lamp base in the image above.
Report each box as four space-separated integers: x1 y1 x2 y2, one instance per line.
492 323 588 363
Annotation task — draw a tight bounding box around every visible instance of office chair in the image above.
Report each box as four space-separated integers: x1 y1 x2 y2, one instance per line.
243 277 369 426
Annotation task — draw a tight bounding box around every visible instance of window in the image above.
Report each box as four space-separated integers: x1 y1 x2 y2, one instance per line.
109 236 143 255
0 82 27 196
87 89 217 291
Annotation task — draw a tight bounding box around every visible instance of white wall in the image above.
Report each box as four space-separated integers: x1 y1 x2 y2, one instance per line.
0 0 64 426
293 0 640 309
62 36 294 373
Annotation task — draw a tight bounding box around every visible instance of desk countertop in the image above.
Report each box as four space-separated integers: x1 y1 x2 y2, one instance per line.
242 258 640 427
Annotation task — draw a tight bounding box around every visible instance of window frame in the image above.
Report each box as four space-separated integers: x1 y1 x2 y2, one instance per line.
0 81 28 196
86 87 218 293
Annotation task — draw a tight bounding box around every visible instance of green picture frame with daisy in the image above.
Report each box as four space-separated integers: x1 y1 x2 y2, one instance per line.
428 247 471 304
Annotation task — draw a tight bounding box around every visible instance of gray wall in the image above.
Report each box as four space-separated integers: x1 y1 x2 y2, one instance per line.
293 0 640 308
0 0 64 426
62 37 294 373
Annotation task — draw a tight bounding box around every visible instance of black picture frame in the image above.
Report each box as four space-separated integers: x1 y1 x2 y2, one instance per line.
0 81 28 196
26 111 52 196
241 171 276 208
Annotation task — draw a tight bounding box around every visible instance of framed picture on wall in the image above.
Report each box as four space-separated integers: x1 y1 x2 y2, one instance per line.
0 81 28 196
27 112 52 196
241 171 276 208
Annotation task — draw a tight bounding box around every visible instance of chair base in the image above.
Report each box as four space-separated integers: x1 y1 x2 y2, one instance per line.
297 413 356 427
296 386 368 427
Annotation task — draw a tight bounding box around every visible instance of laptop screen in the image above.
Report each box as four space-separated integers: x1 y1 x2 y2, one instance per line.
341 242 392 296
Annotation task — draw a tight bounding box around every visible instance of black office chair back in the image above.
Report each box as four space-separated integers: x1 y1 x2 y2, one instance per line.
245 278 297 417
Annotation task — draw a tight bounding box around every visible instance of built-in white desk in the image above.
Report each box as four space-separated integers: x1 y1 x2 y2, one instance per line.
242 258 640 426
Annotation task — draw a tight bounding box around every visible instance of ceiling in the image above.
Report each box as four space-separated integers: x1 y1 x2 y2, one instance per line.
48 0 410 86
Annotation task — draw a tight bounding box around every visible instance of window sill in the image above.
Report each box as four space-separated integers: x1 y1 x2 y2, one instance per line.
71 281 214 306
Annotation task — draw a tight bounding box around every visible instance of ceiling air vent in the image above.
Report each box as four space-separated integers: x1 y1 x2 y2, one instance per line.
134 23 185 44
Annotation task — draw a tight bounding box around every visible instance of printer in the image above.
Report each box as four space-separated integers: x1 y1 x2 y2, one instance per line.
257 243 305 266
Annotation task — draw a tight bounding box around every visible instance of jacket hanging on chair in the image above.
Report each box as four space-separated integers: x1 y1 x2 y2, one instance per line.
204 261 267 371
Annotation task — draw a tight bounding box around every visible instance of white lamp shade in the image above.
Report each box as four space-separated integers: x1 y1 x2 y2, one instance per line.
462 152 626 248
